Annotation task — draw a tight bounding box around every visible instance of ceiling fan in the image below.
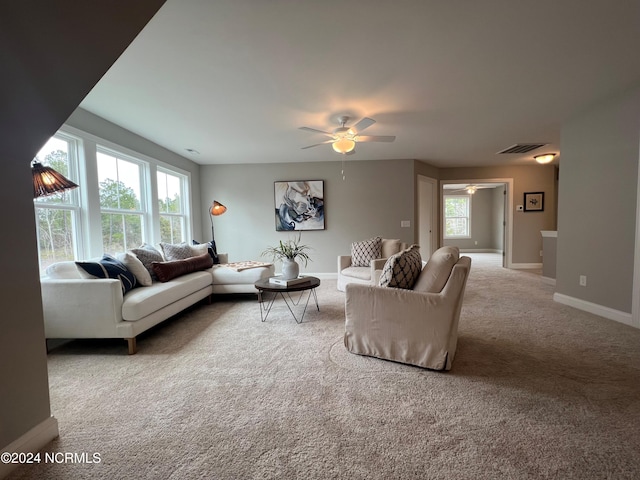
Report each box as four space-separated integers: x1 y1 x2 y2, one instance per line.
299 116 395 154
449 184 495 195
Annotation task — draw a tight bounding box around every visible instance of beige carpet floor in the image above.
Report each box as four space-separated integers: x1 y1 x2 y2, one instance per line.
9 254 640 479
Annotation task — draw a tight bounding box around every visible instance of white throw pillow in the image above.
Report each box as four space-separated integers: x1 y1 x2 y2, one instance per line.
45 261 82 279
117 252 153 287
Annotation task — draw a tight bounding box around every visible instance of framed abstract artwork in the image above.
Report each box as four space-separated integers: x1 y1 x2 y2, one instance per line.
274 180 325 231
524 192 544 212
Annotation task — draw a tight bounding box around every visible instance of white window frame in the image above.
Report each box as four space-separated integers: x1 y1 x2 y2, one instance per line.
96 146 149 253
33 132 84 274
157 166 189 244
444 194 472 239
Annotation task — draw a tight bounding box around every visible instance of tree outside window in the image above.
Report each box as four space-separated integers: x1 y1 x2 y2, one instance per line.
34 135 80 273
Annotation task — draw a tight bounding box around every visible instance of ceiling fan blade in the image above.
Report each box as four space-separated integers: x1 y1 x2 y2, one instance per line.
351 117 375 133
356 135 396 143
301 140 333 149
299 126 334 137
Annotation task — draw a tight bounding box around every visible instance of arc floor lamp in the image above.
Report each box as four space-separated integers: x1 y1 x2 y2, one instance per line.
209 200 227 260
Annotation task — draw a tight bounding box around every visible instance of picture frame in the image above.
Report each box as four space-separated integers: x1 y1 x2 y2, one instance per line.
274 180 325 231
524 192 544 212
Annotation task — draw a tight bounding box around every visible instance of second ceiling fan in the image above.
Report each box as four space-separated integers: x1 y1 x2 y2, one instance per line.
299 116 395 154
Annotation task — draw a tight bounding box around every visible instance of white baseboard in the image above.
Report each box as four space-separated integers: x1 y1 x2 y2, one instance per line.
510 262 542 269
459 249 502 254
541 276 556 286
0 416 59 479
553 293 634 327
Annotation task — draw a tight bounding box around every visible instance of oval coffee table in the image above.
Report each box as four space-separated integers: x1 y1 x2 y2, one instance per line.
254 276 320 323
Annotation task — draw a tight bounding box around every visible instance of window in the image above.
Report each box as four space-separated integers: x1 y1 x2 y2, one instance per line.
33 134 81 274
157 168 187 243
444 195 471 238
97 150 145 253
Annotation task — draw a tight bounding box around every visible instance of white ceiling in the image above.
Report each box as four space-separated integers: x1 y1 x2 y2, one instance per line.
79 0 640 168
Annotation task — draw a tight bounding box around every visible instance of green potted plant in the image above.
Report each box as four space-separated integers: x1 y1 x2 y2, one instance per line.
261 233 312 279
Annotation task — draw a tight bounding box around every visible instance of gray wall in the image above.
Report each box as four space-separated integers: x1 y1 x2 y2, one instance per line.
556 85 640 313
0 0 164 456
200 159 416 274
440 165 557 264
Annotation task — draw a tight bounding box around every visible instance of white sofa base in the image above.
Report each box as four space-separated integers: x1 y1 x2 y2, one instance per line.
41 252 274 354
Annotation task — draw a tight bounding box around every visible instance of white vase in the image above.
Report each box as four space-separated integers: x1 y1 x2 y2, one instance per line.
282 258 299 280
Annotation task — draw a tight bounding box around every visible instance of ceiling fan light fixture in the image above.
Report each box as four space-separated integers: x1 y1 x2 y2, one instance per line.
465 185 478 194
332 138 356 154
534 153 556 164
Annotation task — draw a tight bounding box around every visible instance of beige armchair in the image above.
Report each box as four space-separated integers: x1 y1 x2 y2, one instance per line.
344 246 471 370
337 238 408 292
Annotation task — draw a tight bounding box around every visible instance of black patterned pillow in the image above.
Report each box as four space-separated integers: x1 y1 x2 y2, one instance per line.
130 244 164 280
76 254 137 294
378 245 422 289
351 237 382 267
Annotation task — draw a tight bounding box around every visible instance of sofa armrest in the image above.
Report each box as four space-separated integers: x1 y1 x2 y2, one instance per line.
338 255 352 272
41 278 124 338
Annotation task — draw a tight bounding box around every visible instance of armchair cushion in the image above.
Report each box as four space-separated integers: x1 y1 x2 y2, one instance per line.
378 245 422 289
381 238 402 258
351 236 382 267
413 246 459 293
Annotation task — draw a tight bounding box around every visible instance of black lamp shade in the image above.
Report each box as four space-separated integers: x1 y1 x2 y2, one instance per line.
32 161 79 198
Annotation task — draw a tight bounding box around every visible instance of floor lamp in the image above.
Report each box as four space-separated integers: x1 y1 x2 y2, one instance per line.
209 200 227 262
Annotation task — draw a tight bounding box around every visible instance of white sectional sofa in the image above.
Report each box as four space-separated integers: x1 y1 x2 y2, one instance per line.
41 251 274 354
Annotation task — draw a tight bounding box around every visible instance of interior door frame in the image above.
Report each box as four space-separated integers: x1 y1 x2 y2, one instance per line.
417 175 438 258
440 178 514 268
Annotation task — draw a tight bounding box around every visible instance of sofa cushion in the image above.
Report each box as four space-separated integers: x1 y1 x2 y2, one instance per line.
45 261 82 279
76 254 138 294
211 263 275 284
122 271 212 321
117 252 153 287
130 244 164 280
351 236 382 267
152 253 214 282
378 245 422 289
413 246 460 293
381 238 402 258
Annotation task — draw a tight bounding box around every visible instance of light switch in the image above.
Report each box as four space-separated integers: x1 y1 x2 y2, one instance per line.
401 220 410 228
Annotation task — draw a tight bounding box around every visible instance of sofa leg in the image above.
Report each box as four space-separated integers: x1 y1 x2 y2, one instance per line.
126 337 137 355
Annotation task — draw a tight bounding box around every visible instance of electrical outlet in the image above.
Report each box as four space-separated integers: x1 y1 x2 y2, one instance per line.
579 275 587 287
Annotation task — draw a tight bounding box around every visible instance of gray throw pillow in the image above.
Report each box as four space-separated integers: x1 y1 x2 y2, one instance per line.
160 242 199 261
130 244 164 280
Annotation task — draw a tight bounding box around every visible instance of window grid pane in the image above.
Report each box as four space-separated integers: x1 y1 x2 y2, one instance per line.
444 196 470 238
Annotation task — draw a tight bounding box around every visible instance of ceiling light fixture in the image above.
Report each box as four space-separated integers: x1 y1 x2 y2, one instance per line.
465 185 478 194
534 153 556 164
332 137 356 154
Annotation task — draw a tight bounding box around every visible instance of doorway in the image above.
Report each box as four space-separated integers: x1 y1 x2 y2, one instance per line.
440 178 513 268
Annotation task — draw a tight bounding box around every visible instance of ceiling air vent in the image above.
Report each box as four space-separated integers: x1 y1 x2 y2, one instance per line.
497 143 546 154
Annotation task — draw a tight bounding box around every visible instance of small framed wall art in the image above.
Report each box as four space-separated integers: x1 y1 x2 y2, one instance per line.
274 180 325 231
524 192 544 212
